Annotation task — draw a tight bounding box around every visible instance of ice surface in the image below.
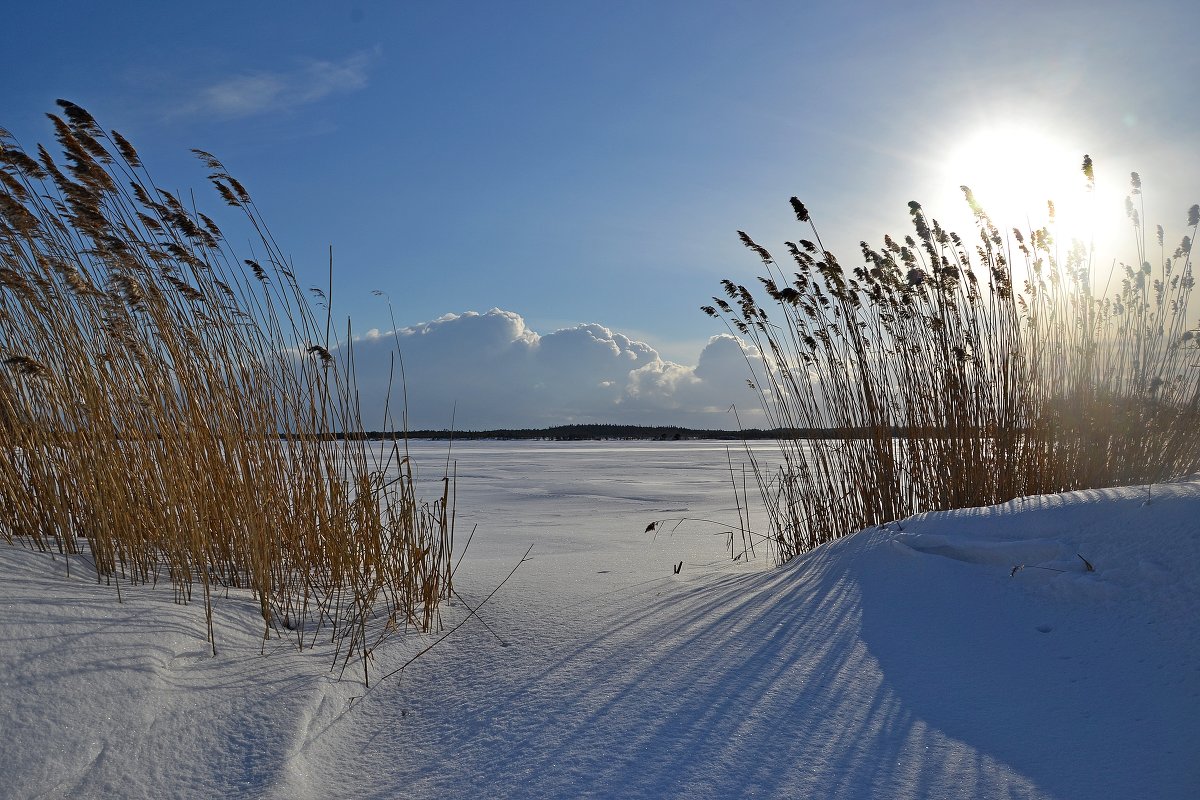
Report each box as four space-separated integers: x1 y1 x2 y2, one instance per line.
1 441 1197 798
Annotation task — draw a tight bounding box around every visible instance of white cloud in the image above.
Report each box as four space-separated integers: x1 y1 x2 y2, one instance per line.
333 308 767 430
180 49 377 119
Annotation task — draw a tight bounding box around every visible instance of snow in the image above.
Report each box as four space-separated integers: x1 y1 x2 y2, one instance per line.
2 441 1197 799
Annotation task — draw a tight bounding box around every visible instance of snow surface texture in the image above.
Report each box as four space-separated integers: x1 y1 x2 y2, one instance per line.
1 441 1197 799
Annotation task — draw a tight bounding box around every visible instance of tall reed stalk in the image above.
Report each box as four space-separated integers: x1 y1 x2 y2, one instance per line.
707 159 1200 561
0 101 453 681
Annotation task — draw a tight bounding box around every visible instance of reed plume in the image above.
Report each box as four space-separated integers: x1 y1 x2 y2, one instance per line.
708 161 1199 560
0 101 453 682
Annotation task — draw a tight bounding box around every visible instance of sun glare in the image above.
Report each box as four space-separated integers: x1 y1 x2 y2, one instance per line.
940 124 1093 235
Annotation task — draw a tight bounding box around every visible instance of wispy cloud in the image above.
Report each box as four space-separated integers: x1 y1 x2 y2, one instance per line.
179 48 377 119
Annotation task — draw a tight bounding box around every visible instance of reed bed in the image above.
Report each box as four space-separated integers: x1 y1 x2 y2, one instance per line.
707 159 1200 561
0 101 452 681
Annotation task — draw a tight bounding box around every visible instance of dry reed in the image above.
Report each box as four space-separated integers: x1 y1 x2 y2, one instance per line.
707 159 1200 561
0 101 453 682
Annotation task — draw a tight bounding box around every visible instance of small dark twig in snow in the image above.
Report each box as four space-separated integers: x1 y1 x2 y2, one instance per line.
1010 564 1067 577
450 586 507 647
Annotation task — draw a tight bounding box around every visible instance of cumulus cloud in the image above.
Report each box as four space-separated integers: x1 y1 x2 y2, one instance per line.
334 309 766 430
179 49 377 118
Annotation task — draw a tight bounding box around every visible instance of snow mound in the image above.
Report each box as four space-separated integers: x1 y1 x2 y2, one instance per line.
893 531 1075 568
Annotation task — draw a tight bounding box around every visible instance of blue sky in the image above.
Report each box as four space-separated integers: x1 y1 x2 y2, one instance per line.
3 1 1198 427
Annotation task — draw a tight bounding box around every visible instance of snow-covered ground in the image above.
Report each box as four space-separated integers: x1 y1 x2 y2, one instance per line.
2 441 1197 799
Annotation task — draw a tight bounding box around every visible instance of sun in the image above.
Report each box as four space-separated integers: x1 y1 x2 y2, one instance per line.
938 123 1093 236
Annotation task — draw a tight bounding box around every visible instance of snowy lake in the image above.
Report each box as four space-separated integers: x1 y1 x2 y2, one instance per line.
400 438 776 584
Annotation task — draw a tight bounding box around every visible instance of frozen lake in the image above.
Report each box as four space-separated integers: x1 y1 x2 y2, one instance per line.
398 438 777 598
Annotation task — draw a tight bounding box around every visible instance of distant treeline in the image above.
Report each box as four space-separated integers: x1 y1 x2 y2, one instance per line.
15 424 988 443
404 424 752 441
321 424 921 441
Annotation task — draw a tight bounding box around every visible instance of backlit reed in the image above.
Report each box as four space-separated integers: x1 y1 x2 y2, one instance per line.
706 159 1200 561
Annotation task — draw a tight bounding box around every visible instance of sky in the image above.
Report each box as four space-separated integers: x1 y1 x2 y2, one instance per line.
3 0 1199 429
